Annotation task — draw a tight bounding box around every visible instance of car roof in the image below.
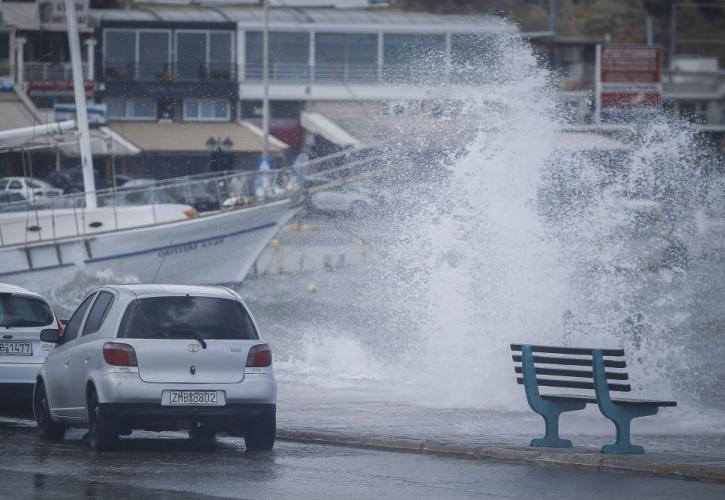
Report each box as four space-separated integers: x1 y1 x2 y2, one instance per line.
105 284 237 299
0 282 47 300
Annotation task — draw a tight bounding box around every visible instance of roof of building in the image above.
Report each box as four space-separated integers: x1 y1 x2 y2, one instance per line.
1 2 93 32
108 120 287 154
93 6 515 33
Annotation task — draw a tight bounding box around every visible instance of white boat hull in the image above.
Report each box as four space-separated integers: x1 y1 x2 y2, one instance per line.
0 200 297 293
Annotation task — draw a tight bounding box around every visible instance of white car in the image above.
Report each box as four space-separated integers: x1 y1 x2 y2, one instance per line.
34 284 276 451
309 183 384 217
0 177 63 204
0 283 61 407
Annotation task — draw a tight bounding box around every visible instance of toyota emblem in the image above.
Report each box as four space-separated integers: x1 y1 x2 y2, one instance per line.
188 343 200 352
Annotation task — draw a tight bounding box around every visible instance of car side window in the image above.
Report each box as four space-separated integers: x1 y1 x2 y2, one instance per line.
82 291 115 336
0 180 7 189
9 180 22 189
62 294 95 343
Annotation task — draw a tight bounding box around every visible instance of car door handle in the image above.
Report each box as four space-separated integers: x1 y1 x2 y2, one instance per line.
83 354 90 362
64 360 70 367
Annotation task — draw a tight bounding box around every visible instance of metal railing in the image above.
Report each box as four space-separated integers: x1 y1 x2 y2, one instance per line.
24 62 90 81
102 63 237 83
0 169 296 248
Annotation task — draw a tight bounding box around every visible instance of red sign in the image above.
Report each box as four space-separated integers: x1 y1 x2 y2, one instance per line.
600 46 662 84
595 44 663 122
28 80 93 94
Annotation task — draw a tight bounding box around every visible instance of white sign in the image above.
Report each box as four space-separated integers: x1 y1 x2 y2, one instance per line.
54 103 107 125
36 0 89 31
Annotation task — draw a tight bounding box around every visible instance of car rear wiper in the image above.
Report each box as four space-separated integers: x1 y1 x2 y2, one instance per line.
169 330 207 350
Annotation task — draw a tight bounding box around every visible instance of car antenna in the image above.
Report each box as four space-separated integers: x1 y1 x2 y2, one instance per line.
151 244 171 284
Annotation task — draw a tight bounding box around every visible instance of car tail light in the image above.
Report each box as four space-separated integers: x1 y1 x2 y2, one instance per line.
246 344 272 368
103 342 138 367
184 208 198 218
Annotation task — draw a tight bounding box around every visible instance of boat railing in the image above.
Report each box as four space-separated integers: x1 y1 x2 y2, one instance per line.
0 169 296 248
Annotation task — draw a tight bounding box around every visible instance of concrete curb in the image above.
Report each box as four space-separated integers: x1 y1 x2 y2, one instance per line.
277 430 725 484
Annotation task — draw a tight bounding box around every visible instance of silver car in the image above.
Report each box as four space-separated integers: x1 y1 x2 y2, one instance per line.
0 283 61 408
34 284 276 451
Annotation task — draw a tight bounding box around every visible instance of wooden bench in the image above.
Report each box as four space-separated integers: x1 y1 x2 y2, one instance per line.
510 343 677 454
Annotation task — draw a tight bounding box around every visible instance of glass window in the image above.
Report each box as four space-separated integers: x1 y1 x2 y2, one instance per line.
0 180 8 189
118 297 258 340
138 30 170 81
9 180 22 189
176 32 207 81
0 294 54 327
383 34 445 82
245 31 310 81
82 291 115 336
451 34 500 83
127 98 156 119
104 30 135 80
209 32 233 81
62 294 95 343
106 98 124 119
184 99 228 121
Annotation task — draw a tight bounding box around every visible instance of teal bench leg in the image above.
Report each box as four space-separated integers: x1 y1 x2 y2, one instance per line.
592 350 659 454
599 407 659 454
530 400 587 448
520 345 586 448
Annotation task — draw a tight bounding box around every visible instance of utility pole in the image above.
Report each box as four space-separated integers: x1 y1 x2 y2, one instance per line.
261 0 270 164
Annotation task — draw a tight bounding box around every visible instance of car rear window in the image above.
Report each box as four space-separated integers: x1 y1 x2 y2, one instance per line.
118 296 258 340
0 294 54 327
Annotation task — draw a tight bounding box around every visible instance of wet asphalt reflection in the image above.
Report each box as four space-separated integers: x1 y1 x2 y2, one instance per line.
2 418 725 499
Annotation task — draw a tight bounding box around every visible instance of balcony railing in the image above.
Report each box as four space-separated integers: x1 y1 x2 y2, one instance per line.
103 63 237 83
24 62 90 81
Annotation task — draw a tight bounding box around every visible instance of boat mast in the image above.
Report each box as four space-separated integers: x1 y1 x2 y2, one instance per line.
65 0 97 209
261 0 269 163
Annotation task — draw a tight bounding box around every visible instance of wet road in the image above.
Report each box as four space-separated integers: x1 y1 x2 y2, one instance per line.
1 418 724 499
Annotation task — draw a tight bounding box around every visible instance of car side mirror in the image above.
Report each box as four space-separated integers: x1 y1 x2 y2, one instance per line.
40 329 61 343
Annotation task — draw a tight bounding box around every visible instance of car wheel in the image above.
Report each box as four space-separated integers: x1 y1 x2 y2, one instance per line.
87 389 118 451
245 412 276 451
34 382 65 441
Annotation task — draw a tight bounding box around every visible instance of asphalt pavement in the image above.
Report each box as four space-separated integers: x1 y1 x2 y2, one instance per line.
1 418 725 499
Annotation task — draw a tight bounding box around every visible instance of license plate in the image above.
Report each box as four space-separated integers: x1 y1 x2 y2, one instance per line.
163 390 224 406
0 342 32 356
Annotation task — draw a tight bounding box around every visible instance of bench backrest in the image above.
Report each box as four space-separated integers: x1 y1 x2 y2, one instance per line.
510 344 631 394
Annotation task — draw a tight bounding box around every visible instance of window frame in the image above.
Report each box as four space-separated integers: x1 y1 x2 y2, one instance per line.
81 291 116 337
61 292 97 344
136 28 172 81
174 29 235 81
183 98 231 122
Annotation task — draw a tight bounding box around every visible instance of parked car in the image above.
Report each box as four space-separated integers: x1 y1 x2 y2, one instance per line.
34 284 276 451
46 168 135 194
0 177 62 203
308 182 385 218
0 283 62 409
0 191 31 212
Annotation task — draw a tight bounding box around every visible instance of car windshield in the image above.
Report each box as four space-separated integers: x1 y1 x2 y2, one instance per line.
0 294 54 327
118 296 258 340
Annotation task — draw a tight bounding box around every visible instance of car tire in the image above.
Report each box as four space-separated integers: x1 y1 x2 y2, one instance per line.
245 412 276 451
34 382 65 441
87 389 118 452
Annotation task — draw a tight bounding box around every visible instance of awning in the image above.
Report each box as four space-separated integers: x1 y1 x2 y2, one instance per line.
300 111 360 148
108 121 288 154
0 90 41 132
58 127 141 157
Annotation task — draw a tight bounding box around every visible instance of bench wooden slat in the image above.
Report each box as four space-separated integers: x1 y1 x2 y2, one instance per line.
514 366 629 380
516 377 632 392
510 344 624 357
512 354 627 369
541 394 677 407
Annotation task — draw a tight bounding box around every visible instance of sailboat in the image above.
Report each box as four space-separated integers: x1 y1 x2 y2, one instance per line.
0 0 299 292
